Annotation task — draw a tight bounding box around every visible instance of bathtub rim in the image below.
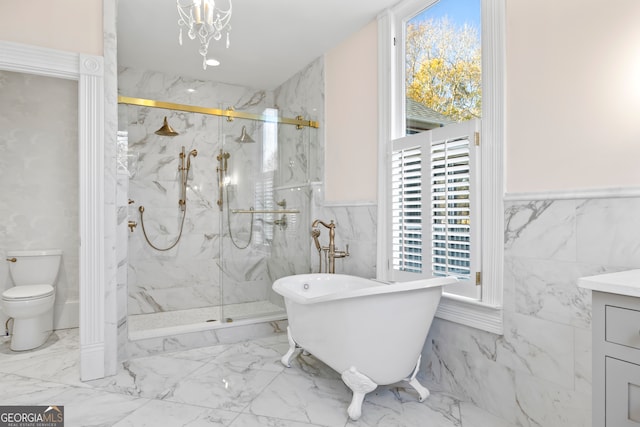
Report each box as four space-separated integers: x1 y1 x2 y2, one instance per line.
272 274 458 305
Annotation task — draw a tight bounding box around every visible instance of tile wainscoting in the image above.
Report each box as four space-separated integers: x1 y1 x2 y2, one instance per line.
422 194 640 425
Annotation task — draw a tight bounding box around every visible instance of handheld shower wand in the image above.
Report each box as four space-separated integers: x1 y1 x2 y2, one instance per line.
138 146 198 251
216 149 230 211
179 147 198 211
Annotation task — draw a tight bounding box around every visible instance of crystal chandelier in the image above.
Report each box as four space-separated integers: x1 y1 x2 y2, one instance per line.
177 0 232 69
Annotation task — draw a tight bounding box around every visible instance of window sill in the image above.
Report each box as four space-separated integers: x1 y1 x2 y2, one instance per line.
435 292 503 335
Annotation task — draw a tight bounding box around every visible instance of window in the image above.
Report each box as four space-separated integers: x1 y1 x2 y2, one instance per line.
377 0 505 334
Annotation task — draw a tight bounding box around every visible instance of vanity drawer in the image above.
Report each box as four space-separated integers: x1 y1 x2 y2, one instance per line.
606 305 640 350
606 357 640 425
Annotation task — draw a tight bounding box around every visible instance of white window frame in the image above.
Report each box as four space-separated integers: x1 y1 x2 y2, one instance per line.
390 120 481 299
376 0 505 334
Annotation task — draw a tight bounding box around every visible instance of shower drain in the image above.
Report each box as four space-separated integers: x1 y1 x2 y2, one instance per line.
204 318 233 323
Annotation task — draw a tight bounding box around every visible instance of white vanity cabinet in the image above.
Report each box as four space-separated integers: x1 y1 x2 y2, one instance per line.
580 270 640 426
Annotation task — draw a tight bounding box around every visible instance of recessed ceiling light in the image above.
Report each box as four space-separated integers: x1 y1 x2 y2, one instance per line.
205 58 220 67
187 88 196 93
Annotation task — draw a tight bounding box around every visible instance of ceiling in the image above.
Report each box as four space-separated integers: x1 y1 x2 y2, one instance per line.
117 0 400 90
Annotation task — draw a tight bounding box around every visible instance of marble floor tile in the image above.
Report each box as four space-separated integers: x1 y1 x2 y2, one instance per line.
0 329 78 362
229 413 320 427
0 328 516 427
112 399 241 426
168 363 281 412
48 387 149 426
459 401 516 427
345 387 463 427
0 341 89 389
87 354 207 399
248 368 351 426
165 340 286 374
0 373 73 405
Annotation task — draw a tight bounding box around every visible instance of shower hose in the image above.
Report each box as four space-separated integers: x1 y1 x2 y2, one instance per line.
138 204 188 251
225 183 254 250
137 148 196 251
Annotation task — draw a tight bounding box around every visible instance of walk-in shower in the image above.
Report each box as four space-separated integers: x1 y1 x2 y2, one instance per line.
118 96 319 338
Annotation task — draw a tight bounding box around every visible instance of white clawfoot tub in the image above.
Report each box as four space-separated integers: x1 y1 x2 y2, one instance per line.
272 273 457 421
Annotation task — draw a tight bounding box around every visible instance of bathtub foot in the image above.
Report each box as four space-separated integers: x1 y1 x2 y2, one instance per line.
281 326 300 368
404 355 429 402
341 367 377 421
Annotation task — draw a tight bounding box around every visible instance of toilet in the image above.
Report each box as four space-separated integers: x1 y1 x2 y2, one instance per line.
1 249 62 351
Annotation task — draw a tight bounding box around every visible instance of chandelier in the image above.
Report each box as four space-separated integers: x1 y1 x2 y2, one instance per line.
177 0 232 69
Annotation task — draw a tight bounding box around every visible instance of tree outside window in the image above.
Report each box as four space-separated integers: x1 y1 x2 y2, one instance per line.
405 0 481 131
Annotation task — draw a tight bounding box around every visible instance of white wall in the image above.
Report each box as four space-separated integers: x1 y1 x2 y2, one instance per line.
323 0 640 195
0 71 80 329
506 0 640 193
0 0 103 56
325 21 378 202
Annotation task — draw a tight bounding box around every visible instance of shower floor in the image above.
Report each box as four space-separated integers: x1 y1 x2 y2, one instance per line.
128 300 285 336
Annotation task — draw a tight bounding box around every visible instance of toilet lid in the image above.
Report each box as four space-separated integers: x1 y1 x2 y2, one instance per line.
2 285 54 300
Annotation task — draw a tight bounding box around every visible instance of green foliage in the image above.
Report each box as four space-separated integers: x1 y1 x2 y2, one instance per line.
406 17 481 121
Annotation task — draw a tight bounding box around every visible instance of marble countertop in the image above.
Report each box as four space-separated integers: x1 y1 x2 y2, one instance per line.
578 269 640 298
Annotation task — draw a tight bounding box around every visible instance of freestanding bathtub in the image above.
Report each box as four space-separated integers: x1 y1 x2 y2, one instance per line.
272 273 457 420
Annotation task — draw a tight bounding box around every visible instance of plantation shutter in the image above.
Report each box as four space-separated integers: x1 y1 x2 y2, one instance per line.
431 135 471 279
391 143 427 276
389 120 480 298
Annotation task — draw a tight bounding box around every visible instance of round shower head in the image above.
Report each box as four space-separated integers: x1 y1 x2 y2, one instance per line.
155 117 179 136
235 125 255 143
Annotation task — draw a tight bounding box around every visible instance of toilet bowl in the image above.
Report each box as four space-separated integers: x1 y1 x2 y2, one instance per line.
1 249 62 351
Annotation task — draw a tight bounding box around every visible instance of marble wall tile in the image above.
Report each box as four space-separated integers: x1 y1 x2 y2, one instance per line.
574 326 592 395
513 371 591 427
105 0 124 371
497 311 574 389
274 57 324 184
424 322 518 422
505 256 594 328
119 63 321 322
312 204 377 277
423 196 640 426
576 197 640 267
505 200 576 262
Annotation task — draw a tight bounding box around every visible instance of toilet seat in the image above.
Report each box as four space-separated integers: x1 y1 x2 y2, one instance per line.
2 285 54 301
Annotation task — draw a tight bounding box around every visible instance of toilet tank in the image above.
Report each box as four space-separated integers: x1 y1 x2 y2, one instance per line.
7 249 63 286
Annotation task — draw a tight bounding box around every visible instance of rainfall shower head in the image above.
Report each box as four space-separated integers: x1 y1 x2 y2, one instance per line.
235 125 255 143
155 117 179 136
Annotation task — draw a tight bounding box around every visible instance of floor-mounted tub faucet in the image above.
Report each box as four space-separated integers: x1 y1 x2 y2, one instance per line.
312 219 349 273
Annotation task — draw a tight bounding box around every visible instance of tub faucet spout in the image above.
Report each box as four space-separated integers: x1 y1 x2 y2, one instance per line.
311 219 349 273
